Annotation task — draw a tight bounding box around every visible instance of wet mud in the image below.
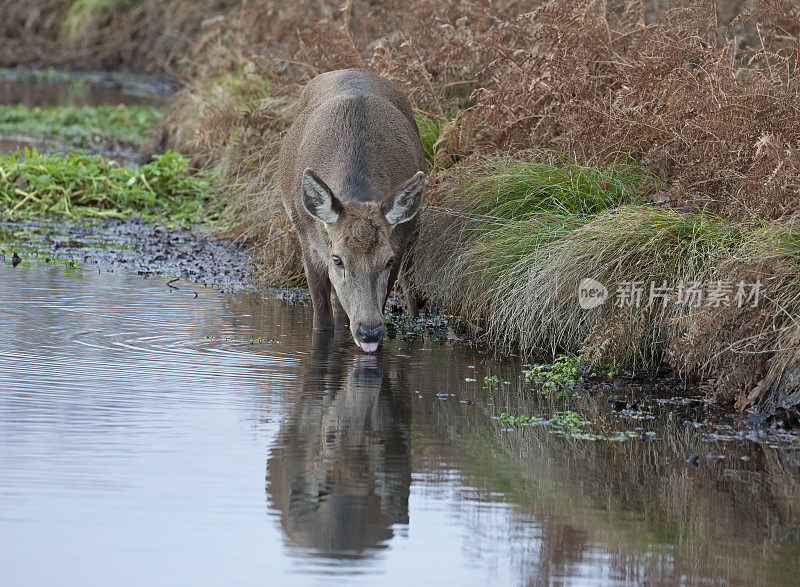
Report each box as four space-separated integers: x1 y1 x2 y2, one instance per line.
0 217 251 292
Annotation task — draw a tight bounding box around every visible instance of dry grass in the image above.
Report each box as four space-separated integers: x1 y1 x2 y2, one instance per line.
0 0 237 72
467 0 800 221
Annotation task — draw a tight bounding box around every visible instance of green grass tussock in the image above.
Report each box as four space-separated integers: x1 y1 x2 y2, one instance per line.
413 152 800 412
462 156 658 218
60 0 117 42
0 149 217 223
0 104 162 147
413 155 752 370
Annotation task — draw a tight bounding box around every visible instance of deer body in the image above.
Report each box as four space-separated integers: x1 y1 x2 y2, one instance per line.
278 69 426 352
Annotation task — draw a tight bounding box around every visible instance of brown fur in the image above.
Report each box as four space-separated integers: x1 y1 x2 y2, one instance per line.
277 69 426 347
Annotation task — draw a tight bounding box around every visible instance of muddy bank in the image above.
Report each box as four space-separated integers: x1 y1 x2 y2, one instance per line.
0 217 250 293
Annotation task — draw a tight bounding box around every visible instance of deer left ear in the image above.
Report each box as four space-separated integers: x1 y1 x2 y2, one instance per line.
383 171 425 227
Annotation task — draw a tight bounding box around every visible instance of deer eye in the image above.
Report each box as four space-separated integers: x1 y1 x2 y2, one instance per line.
332 255 343 267
386 256 396 269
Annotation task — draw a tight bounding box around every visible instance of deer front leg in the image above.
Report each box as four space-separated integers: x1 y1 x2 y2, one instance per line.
400 275 418 318
394 254 419 318
331 289 349 328
303 254 333 331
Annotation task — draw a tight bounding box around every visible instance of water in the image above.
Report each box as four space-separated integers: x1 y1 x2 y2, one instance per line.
0 69 167 163
0 69 171 107
1 262 799 586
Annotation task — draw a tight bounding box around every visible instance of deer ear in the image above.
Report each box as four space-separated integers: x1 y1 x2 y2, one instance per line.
384 171 425 227
302 169 341 224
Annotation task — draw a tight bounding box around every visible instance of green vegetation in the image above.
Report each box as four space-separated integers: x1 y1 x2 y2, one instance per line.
0 104 162 146
497 410 595 438
523 354 580 395
414 154 760 374
498 413 533 427
0 149 218 223
498 409 655 441
589 356 620 379
414 111 444 164
60 0 136 42
464 156 657 218
545 410 596 440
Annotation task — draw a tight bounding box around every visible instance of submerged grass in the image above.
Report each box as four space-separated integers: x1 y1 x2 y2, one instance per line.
0 149 218 223
0 104 162 146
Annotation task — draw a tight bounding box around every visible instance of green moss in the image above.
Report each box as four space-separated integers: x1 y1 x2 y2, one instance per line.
0 149 219 224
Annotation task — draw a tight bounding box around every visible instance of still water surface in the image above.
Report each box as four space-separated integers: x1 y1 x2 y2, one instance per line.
1 263 799 585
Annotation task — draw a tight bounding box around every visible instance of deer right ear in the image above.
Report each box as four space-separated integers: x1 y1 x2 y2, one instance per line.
302 169 341 224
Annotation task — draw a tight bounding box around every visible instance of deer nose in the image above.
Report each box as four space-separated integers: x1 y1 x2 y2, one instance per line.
357 324 384 343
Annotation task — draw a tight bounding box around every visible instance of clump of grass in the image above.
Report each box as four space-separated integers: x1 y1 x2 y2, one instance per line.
0 104 162 147
60 0 117 43
413 154 662 348
413 154 756 374
464 155 657 218
0 149 218 223
414 111 442 163
414 110 460 170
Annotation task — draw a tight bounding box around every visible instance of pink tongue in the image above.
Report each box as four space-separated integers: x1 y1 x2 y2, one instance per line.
359 341 379 353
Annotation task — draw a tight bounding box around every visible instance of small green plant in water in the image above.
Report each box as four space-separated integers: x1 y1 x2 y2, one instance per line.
250 336 281 344
547 410 591 438
589 358 620 380
497 409 651 441
484 375 499 386
523 354 580 395
499 413 535 427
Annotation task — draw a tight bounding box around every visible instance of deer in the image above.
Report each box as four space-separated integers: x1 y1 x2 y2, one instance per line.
278 69 426 353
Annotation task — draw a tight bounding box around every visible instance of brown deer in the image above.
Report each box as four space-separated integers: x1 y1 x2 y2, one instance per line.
278 69 426 352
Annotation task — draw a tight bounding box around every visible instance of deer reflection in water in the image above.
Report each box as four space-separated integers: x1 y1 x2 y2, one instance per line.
266 331 411 556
